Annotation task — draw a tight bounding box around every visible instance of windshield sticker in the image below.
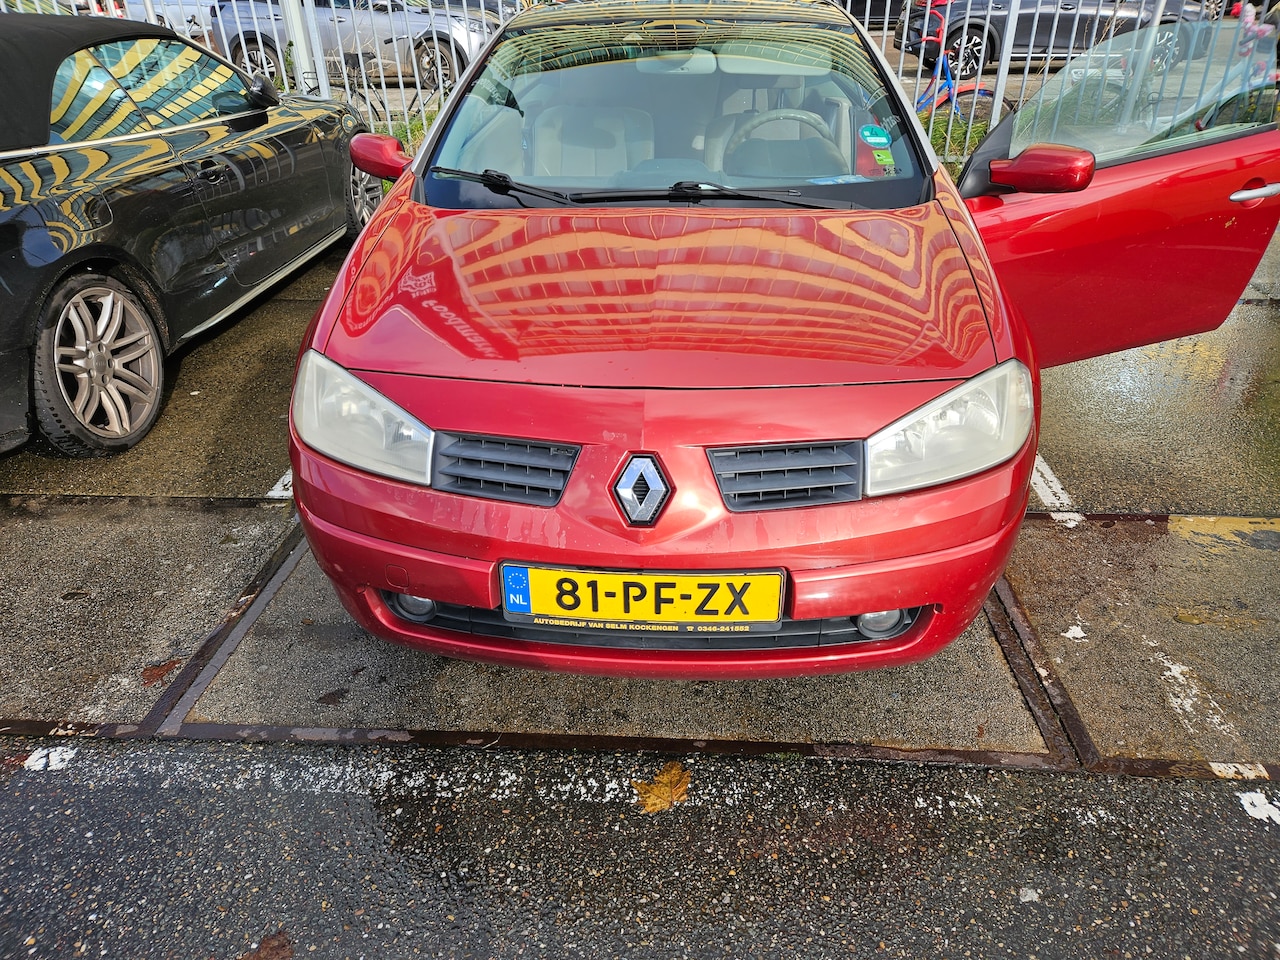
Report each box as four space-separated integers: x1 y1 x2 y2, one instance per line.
872 149 895 166
858 124 892 149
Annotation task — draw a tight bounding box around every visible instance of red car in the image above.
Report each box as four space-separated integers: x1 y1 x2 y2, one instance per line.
290 0 1280 678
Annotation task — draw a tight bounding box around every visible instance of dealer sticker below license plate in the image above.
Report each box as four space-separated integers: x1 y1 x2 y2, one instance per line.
500 565 785 632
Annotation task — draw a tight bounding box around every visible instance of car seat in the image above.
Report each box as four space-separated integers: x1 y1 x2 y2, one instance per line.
529 105 655 178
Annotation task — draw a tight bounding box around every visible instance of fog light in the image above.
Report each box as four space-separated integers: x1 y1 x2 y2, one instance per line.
390 593 437 622
856 609 906 639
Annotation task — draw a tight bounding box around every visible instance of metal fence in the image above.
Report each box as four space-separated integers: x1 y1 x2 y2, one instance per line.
878 0 1229 163
0 0 1237 163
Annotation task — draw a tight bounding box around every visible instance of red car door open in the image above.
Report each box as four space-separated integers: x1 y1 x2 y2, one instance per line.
962 17 1280 368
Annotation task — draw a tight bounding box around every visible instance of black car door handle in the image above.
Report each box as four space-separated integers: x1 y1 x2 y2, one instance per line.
196 161 229 183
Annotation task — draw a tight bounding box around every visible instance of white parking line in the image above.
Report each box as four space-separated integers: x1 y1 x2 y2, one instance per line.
265 470 293 500
23 746 78 771
1031 455 1084 528
1238 790 1280 825
1211 763 1270 781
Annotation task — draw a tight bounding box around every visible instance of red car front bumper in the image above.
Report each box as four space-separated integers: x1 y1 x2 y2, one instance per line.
291 432 1033 680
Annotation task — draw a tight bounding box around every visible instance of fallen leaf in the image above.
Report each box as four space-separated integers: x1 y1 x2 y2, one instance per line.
632 761 690 814
238 930 292 960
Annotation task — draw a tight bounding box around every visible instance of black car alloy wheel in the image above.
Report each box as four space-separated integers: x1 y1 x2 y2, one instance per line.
947 25 988 80
234 39 284 82
346 154 384 237
415 37 458 93
32 272 165 457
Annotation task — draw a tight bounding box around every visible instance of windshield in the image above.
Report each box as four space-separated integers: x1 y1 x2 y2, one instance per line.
427 12 927 209
1009 17 1278 165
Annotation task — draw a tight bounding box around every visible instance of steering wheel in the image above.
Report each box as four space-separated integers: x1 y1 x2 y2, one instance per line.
723 108 837 157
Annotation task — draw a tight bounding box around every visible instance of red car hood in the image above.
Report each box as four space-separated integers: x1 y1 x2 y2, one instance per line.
323 202 997 388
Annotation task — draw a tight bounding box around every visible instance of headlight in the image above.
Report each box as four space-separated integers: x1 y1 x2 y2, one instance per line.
865 360 1034 497
292 350 434 485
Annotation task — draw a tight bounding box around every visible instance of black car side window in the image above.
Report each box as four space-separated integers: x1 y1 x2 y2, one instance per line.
50 50 152 144
92 38 256 129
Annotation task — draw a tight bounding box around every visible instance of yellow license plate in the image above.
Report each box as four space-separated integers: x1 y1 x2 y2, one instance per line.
500 565 784 631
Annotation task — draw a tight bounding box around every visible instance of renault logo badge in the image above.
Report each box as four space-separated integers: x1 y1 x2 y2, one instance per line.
613 455 670 526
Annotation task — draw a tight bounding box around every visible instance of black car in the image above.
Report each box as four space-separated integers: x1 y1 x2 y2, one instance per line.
894 0 1212 78
0 14 382 456
844 0 906 26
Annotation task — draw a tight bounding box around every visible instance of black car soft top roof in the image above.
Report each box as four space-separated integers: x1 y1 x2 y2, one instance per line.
0 12 178 152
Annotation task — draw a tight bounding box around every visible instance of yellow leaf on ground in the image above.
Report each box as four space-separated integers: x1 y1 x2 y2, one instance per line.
632 761 691 814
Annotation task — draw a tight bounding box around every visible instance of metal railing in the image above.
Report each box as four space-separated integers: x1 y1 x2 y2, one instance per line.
0 0 1242 161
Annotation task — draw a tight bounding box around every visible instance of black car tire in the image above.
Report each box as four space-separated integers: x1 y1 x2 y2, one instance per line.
233 39 285 84
415 37 458 94
1167 21 1212 63
346 138 383 238
946 25 989 81
32 272 166 458
1152 21 1187 65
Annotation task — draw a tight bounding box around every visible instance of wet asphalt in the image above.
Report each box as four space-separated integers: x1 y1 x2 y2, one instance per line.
4 739 1279 959
0 234 1278 959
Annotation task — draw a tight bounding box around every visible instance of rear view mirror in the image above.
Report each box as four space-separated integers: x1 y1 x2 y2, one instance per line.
351 132 413 180
636 48 717 74
247 74 280 109
988 143 1095 194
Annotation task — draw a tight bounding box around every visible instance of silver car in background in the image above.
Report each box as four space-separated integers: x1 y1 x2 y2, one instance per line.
208 0 507 90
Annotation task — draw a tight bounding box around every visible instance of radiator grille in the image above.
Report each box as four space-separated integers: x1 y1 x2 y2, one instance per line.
432 433 579 506
708 441 863 511
408 602 925 650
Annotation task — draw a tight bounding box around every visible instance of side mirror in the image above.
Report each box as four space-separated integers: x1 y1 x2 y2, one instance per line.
351 131 413 180
246 74 281 109
988 143 1095 194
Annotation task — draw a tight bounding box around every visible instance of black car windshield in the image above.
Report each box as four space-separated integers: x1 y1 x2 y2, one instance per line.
427 9 927 209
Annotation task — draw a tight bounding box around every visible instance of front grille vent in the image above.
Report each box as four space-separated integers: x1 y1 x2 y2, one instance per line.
708 441 863 512
432 432 580 507
392 600 928 651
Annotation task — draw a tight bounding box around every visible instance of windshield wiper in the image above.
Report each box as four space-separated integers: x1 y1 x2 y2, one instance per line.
428 170 844 209
568 180 845 209
429 166 571 205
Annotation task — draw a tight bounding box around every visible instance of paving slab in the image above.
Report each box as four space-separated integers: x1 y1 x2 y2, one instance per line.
0 497 295 725
187 548 1049 754
1005 514 1280 766
1036 300 1280 517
